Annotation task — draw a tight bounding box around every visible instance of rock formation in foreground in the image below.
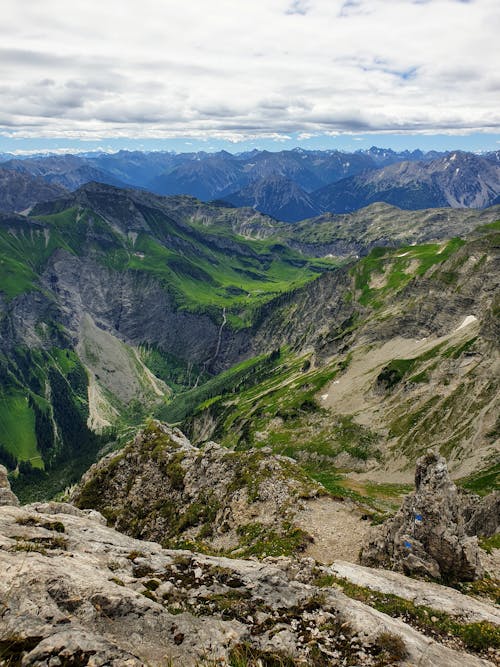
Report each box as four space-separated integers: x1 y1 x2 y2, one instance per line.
1 472 497 666
72 421 322 557
360 451 498 582
0 464 19 507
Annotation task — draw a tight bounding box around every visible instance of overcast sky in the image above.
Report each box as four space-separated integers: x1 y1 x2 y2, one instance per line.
1 0 499 152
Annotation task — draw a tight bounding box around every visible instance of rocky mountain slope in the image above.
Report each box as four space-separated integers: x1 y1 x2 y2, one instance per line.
360 452 498 582
224 175 321 222
0 147 448 221
315 152 500 213
1 155 126 192
0 167 67 213
0 184 335 497
0 180 498 503
72 421 322 557
1 450 499 666
4 148 499 222
171 222 499 486
285 202 500 256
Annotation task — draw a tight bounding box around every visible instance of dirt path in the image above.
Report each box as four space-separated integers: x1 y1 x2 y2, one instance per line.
296 497 373 564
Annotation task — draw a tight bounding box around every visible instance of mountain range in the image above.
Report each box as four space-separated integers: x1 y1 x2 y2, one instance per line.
3 147 499 221
0 180 497 505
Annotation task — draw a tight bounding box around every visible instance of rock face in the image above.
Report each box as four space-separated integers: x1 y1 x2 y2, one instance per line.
0 499 496 666
462 491 500 538
360 451 485 582
0 464 19 507
0 167 67 212
72 421 321 557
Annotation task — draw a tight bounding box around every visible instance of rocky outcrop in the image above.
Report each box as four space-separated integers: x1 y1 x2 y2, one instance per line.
0 500 496 666
72 421 322 556
462 491 500 538
0 464 19 507
360 451 485 582
330 561 500 625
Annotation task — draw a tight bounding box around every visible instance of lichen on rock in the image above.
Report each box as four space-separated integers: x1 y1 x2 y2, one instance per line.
72 420 321 557
360 451 490 582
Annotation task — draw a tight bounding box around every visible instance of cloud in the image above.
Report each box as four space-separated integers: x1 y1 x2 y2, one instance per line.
286 0 311 15
0 0 499 141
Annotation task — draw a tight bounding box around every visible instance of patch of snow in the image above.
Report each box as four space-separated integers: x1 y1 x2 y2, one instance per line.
456 315 478 331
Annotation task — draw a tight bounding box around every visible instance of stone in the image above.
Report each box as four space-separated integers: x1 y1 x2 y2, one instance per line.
71 421 321 556
360 451 485 582
462 491 500 538
0 502 493 667
0 464 19 507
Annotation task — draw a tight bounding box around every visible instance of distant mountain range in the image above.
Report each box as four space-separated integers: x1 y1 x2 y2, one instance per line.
1 147 499 220
0 167 67 213
315 152 500 213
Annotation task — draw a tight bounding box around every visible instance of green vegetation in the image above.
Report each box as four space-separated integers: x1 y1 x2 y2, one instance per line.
15 516 65 533
0 345 104 503
158 352 280 424
458 577 500 605
352 238 465 307
0 197 496 504
235 522 311 558
479 533 500 554
139 344 206 392
0 203 339 328
315 574 500 654
459 462 500 496
0 393 40 467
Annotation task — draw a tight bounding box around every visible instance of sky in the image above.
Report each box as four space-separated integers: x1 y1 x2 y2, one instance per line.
1 0 499 154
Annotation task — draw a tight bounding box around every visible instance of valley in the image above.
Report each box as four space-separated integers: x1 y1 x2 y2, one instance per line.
0 156 498 667
0 177 497 509
2 0 500 662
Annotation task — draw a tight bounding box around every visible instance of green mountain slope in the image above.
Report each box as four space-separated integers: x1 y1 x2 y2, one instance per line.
0 185 337 498
164 223 499 494
0 183 498 502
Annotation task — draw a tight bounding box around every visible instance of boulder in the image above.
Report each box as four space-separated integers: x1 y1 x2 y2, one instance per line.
360 451 484 582
71 421 321 556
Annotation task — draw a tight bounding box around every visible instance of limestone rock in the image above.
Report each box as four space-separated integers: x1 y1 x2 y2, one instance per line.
360 451 485 582
72 421 321 556
462 491 500 538
0 464 19 507
329 561 500 625
0 502 494 666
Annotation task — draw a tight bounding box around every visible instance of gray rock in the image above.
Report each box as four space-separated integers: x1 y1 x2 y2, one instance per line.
0 502 494 666
462 491 500 538
71 421 321 556
360 451 484 582
0 464 19 507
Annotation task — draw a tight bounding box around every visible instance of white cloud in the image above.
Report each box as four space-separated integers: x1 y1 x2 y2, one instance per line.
0 0 498 140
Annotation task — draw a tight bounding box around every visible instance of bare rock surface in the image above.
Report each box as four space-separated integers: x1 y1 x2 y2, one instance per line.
463 491 500 538
360 451 487 582
329 561 500 625
0 464 19 507
0 501 496 666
